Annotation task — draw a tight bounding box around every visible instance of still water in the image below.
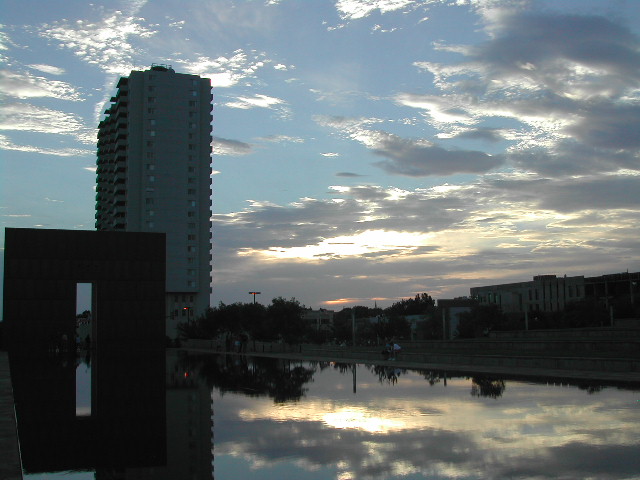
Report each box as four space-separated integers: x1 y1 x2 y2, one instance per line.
12 351 640 479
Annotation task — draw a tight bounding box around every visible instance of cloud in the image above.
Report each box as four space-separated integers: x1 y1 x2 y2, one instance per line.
37 10 157 75
484 174 640 214
448 127 506 143
0 102 89 138
470 11 640 98
0 134 92 157
371 134 504 176
0 69 83 101
508 140 640 176
225 93 286 110
401 8 640 178
335 172 364 177
334 0 430 20
316 115 504 176
179 51 270 88
27 64 66 76
210 169 640 304
212 136 253 156
258 135 304 144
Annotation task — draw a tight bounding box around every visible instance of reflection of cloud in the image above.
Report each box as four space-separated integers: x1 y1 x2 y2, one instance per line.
214 368 640 480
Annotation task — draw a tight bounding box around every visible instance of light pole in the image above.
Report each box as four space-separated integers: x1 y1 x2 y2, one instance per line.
248 291 261 304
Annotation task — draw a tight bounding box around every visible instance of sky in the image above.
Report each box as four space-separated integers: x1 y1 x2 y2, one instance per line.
1 0 640 312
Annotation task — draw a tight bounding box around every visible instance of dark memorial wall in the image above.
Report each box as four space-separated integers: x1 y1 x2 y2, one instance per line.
3 228 167 473
3 227 166 351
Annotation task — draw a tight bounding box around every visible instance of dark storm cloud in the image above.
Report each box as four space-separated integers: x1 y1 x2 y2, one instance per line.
372 135 504 176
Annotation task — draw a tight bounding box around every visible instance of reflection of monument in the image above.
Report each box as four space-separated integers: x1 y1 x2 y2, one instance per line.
11 350 166 474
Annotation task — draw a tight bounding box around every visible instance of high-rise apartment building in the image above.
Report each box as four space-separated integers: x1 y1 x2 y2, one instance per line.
96 65 213 337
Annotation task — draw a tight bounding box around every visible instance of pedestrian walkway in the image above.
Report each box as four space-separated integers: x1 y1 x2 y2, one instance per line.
0 351 22 480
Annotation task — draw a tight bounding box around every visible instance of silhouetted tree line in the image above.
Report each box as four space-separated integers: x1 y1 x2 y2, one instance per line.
178 291 631 344
177 296 307 344
178 293 442 345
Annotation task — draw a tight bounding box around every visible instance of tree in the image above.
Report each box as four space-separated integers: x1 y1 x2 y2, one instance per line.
374 315 411 340
385 293 436 316
266 297 307 344
457 304 507 338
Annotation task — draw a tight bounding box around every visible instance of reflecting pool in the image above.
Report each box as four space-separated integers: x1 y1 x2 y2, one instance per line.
12 351 640 479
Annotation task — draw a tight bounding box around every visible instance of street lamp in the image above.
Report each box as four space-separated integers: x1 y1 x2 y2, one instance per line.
248 291 261 304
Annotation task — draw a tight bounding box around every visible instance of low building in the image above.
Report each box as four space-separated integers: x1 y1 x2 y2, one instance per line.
438 298 477 339
303 308 335 331
470 271 639 316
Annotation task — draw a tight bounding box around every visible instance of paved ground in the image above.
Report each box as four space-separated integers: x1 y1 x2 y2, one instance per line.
0 352 22 480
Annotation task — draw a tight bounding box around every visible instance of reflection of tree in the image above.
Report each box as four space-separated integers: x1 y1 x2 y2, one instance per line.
577 383 604 394
369 365 407 385
179 353 316 403
421 370 443 386
332 362 353 374
470 376 506 399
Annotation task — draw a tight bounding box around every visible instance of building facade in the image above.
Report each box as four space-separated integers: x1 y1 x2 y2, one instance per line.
302 309 335 331
470 271 639 316
96 65 213 337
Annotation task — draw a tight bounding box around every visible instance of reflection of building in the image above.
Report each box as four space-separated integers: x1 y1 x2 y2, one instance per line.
471 271 639 315
130 351 214 480
163 351 214 480
303 309 335 330
96 64 213 337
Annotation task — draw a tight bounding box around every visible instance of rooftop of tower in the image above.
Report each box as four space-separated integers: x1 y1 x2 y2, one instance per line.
150 63 174 72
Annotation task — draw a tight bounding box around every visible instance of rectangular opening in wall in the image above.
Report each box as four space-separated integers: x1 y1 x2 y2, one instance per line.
76 282 93 416
76 282 93 342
